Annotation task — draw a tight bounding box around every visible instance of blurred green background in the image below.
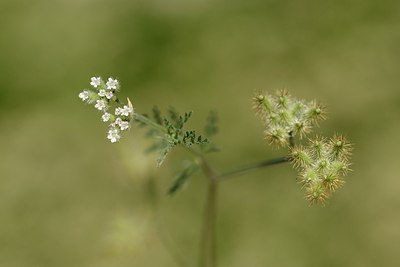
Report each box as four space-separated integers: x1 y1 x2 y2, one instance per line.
1 0 400 266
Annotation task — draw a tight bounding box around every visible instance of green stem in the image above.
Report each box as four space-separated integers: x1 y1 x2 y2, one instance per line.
135 113 167 133
136 112 289 266
199 158 218 267
146 176 187 267
217 156 289 181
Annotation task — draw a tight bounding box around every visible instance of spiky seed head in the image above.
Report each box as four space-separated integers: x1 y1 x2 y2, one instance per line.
265 126 288 147
298 168 318 187
306 181 329 205
309 135 327 158
316 158 329 171
291 101 305 117
289 145 312 169
252 91 275 119
252 90 327 148
276 89 291 108
251 91 353 205
305 101 327 124
322 172 344 192
330 160 351 175
289 134 353 205
329 134 352 160
278 109 290 124
293 120 312 138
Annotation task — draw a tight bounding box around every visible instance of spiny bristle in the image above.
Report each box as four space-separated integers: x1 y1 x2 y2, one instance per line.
276 89 291 108
289 134 353 205
289 145 312 169
305 100 327 125
323 174 345 192
306 182 329 205
298 169 318 188
329 134 353 160
264 127 289 148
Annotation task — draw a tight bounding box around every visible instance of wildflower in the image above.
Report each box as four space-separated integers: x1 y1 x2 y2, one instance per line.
90 77 101 88
80 76 134 144
106 78 119 90
105 91 113 100
98 89 113 100
78 90 89 102
98 89 106 97
107 127 121 143
113 117 130 131
119 120 130 131
115 105 133 116
122 105 134 116
95 99 107 111
115 107 123 116
102 113 111 122
114 117 122 126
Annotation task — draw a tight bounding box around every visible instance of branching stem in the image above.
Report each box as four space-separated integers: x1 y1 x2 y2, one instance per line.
217 156 289 181
136 113 290 267
197 155 288 267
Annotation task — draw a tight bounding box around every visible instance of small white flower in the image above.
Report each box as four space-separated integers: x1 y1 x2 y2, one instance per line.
115 107 123 116
90 77 101 88
121 105 134 116
119 121 130 131
98 89 106 97
113 118 122 126
106 78 119 90
107 127 121 143
78 90 89 102
105 91 113 99
95 99 107 111
102 113 111 122
115 105 133 116
114 117 130 131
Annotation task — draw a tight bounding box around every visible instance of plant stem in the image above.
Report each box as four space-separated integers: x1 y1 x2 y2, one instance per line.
146 176 187 267
135 113 167 133
197 155 289 267
217 156 289 181
136 112 290 266
199 157 218 267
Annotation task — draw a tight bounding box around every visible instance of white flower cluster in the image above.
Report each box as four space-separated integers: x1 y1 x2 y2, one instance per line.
78 76 135 143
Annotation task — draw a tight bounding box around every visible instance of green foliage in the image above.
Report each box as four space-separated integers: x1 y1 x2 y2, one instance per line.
201 111 220 153
204 111 219 137
168 161 200 195
152 106 163 125
138 107 218 167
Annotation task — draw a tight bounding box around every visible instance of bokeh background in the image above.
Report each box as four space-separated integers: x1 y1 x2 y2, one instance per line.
1 0 400 266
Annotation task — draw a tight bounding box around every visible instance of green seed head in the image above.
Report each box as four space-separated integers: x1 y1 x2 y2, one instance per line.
253 90 327 148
